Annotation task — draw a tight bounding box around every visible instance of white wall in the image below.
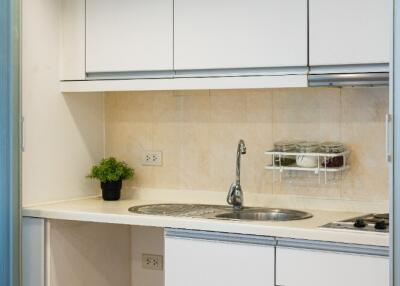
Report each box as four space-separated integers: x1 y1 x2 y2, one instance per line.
49 220 131 286
131 226 164 286
22 0 105 205
47 220 164 286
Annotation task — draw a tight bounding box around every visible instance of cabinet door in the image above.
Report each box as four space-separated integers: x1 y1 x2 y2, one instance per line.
276 247 389 286
309 0 390 66
165 236 275 286
22 218 45 286
86 0 173 73
174 0 308 70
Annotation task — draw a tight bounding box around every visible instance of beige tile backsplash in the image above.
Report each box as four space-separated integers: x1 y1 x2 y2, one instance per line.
105 87 389 203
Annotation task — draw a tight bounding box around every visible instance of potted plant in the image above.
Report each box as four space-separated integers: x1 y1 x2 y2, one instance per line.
87 157 134 201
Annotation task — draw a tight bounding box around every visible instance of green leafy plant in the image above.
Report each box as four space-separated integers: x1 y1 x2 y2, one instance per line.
87 157 134 183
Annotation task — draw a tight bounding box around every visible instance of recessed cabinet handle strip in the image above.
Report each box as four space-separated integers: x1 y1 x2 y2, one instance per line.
21 116 25 152
385 113 392 162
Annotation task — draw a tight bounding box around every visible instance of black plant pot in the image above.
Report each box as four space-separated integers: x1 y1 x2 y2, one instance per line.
101 180 122 201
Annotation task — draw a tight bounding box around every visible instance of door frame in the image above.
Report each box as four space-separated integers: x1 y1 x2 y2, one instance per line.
0 0 21 285
392 0 399 285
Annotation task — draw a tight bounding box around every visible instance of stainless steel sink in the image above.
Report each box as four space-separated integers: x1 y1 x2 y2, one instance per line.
128 203 231 217
215 208 313 221
129 204 313 221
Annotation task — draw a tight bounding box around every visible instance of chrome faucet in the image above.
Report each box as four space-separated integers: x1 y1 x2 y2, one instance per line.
227 139 246 210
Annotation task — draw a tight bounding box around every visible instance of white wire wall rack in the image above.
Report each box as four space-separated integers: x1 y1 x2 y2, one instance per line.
264 150 350 184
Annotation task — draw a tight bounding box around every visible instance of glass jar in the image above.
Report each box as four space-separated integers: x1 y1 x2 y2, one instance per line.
320 142 345 168
273 141 297 166
296 142 320 168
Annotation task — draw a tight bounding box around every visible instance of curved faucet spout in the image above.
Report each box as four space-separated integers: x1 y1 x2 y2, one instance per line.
236 139 246 184
227 139 246 209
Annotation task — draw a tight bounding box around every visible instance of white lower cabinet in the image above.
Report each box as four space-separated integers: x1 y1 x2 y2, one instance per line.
276 247 389 286
22 218 46 286
23 222 389 286
165 230 275 286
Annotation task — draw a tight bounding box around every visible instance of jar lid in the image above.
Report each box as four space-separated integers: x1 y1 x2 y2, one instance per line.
274 140 297 152
320 142 345 153
296 141 320 153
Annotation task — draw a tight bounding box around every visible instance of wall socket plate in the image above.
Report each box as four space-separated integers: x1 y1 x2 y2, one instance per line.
143 151 162 166
142 254 163 270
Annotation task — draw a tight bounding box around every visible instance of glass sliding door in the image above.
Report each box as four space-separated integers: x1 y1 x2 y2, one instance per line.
393 0 400 285
0 0 20 285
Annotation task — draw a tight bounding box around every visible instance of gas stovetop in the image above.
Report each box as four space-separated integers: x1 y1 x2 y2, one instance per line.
322 213 389 233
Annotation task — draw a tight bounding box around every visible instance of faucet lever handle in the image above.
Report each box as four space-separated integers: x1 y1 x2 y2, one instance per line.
227 183 243 209
227 183 236 205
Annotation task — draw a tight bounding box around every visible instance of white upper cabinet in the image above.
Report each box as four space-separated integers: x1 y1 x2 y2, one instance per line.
60 0 85 81
86 0 173 74
174 0 308 71
276 247 389 286
309 0 390 66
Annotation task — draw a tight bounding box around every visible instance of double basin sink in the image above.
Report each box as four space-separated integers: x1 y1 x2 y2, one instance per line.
128 204 313 222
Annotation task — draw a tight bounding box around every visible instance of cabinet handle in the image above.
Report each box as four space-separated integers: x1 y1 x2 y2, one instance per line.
386 113 392 162
21 116 25 152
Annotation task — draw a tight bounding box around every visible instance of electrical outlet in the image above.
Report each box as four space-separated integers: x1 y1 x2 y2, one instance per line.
143 151 162 166
142 254 163 270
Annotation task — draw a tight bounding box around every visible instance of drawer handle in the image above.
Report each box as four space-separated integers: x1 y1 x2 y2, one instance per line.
385 113 392 162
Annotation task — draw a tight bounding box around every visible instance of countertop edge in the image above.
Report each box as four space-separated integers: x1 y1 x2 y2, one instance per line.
22 206 389 248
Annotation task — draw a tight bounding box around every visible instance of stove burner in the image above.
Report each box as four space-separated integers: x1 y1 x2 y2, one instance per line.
322 213 389 233
354 219 366 228
374 220 388 230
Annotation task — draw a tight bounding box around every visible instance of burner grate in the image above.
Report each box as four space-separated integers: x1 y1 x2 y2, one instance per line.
322 213 389 233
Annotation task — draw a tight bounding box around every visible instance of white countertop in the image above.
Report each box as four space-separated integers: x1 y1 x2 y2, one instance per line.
22 197 389 247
